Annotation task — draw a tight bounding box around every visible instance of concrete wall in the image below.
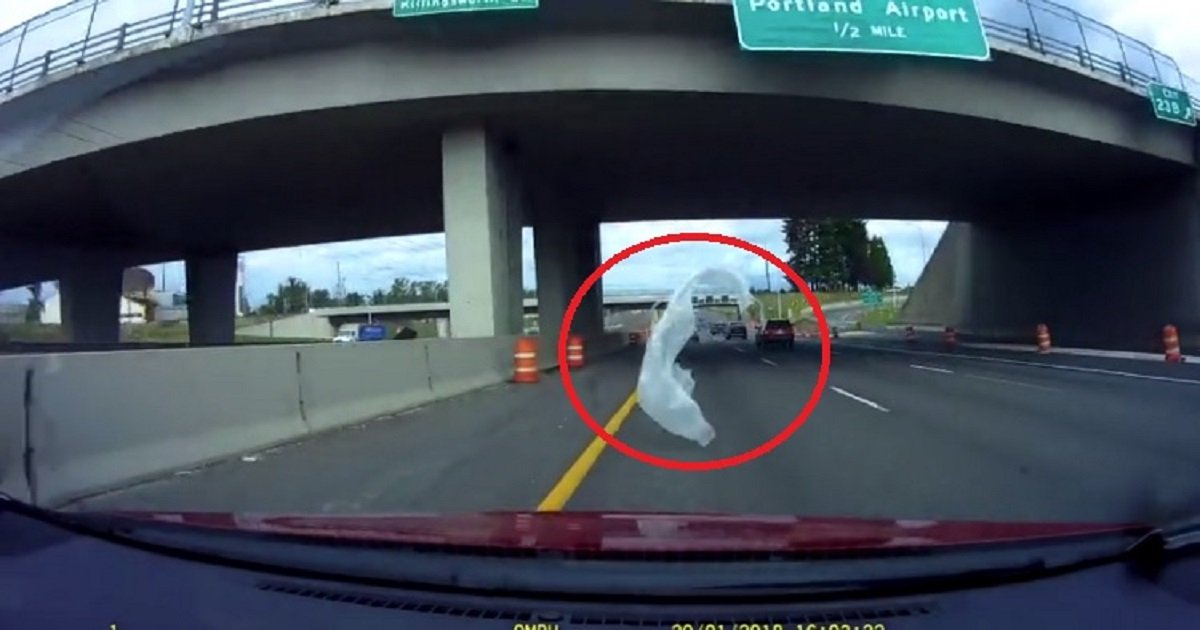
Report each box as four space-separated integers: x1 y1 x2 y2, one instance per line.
27 347 308 507
237 314 336 340
0 2 1193 296
426 336 517 399
297 342 437 433
442 128 524 338
2 5 1189 183
901 172 1200 352
898 222 970 327
0 357 31 503
1 332 627 507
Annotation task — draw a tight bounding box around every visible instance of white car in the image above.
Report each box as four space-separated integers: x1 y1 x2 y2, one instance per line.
332 331 357 344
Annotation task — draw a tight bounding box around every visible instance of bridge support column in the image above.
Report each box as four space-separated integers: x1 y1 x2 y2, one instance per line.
59 264 123 344
185 252 237 345
442 127 524 338
903 172 1200 351
535 215 603 350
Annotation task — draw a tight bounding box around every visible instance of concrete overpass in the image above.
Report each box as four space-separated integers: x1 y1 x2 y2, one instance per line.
240 293 745 338
0 0 1197 349
313 294 679 321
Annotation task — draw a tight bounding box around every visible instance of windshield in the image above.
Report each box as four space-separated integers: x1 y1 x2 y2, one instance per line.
0 0 1198 581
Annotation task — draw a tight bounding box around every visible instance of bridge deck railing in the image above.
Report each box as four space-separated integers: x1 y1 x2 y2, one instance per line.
1 0 1197 110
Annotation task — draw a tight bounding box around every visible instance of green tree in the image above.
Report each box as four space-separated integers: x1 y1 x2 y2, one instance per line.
345 292 366 307
836 220 871 290
386 278 412 304
866 236 896 289
310 289 335 308
812 220 846 291
376 277 449 304
783 219 873 291
782 218 820 290
263 277 311 314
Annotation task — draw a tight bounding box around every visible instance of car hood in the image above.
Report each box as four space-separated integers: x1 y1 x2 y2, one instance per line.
104 511 1148 553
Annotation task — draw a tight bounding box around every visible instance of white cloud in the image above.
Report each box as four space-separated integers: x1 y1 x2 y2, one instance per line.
867 221 947 286
0 1 65 32
0 219 954 305
1068 0 1200 81
217 218 939 305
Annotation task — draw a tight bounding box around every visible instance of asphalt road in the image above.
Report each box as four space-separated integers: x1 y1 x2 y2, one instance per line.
73 334 1200 525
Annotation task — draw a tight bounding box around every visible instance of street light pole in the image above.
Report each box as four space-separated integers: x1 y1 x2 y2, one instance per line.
907 221 928 268
900 222 929 311
764 259 782 319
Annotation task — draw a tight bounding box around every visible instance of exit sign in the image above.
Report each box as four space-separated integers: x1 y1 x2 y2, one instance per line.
1147 83 1197 127
732 0 990 60
393 0 538 19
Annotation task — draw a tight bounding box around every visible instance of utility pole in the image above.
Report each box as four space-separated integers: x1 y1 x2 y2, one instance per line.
334 261 346 303
764 260 781 319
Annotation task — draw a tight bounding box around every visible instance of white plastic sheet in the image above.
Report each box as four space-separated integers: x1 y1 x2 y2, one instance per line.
636 268 756 446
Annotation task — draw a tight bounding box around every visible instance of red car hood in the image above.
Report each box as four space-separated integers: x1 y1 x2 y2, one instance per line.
106 511 1147 553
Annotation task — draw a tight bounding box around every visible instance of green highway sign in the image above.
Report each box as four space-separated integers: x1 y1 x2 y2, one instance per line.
393 0 538 19
732 0 990 60
1147 83 1197 127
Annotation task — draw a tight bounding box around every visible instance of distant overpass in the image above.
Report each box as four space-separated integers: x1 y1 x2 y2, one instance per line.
239 294 748 339
310 293 752 320
313 294 676 321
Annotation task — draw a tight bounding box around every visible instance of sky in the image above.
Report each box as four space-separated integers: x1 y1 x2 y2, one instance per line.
1 0 1196 305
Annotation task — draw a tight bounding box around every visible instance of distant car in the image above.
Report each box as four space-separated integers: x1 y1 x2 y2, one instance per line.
757 319 795 350
710 322 728 336
726 322 748 340
332 331 357 344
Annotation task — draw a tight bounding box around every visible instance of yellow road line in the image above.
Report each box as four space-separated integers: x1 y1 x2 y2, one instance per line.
536 390 639 512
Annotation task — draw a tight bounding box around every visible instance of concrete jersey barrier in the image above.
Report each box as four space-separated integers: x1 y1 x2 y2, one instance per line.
0 356 33 503
27 346 308 507
297 341 438 432
4 334 630 507
426 336 516 399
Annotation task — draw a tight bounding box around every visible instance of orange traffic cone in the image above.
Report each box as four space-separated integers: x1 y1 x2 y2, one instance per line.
567 334 585 368
944 326 958 349
1163 325 1185 363
513 337 539 383
1036 324 1051 354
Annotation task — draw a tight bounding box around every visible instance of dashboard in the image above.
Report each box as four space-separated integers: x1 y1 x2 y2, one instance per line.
5 507 1200 629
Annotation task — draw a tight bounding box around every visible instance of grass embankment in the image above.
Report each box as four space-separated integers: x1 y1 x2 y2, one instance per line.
752 291 860 321
859 305 901 327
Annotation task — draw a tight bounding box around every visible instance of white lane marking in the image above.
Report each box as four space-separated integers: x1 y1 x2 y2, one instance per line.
830 386 890 412
910 364 954 374
849 344 1200 386
962 373 1061 392
761 358 779 367
733 346 747 353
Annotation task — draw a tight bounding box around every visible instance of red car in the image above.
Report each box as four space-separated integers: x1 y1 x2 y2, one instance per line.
757 319 795 349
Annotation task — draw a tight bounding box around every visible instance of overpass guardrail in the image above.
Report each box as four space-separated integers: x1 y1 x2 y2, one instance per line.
1 0 1197 109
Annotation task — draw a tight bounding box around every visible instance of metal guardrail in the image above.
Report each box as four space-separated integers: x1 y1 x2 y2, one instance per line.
1 0 1197 110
